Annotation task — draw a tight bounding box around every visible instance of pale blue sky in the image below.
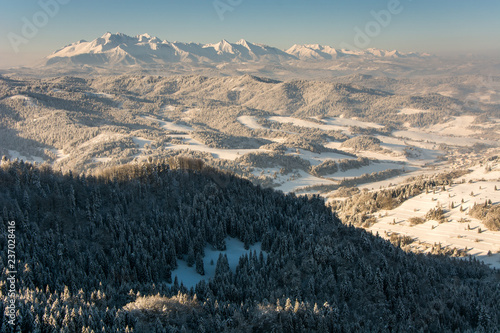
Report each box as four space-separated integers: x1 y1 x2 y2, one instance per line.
1 0 499 67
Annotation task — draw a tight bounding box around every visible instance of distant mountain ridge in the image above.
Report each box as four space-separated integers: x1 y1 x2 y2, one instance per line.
286 44 428 60
41 32 430 67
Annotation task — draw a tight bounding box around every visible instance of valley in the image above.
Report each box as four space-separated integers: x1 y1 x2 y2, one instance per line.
1 72 499 269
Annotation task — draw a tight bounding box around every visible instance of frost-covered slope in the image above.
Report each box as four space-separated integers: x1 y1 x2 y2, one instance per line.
366 164 500 269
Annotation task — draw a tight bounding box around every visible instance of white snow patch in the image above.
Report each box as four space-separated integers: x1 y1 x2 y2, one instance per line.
162 105 176 112
426 116 477 136
393 130 493 147
355 169 439 191
7 150 44 163
170 238 265 288
291 149 355 167
8 95 37 107
462 164 500 182
167 137 264 161
142 115 193 132
275 170 336 193
398 116 499 144
183 108 200 115
50 149 70 162
132 137 153 149
85 92 114 99
329 162 406 179
78 133 125 149
131 137 155 159
237 116 267 130
269 116 384 134
399 108 431 115
92 157 112 164
438 91 455 98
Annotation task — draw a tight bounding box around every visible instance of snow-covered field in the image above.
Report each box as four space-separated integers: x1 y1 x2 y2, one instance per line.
395 115 499 147
8 150 44 164
131 137 154 159
132 137 153 149
167 137 264 161
375 135 442 164
92 157 112 164
329 162 406 179
355 168 439 191
292 148 355 166
51 149 70 163
274 170 336 193
77 133 125 149
161 105 176 113
170 238 265 288
393 130 488 147
367 166 500 269
237 116 267 130
398 108 431 115
268 116 383 134
142 115 193 132
425 116 477 136
85 92 114 99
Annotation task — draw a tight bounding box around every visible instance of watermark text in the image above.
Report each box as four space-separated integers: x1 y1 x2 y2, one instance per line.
7 0 71 53
6 220 16 326
213 0 243 21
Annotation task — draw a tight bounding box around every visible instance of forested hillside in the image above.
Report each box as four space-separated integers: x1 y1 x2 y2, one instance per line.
1 74 498 197
0 158 499 332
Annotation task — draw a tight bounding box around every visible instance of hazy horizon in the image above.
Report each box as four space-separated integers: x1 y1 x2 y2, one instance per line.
1 0 500 68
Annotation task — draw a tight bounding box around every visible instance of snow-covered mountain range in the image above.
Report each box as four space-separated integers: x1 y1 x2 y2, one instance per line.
42 32 430 67
286 44 427 60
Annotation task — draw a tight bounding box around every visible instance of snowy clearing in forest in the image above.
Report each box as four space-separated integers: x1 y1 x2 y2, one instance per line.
142 116 193 132
92 157 112 164
393 130 490 147
398 108 431 115
78 133 125 149
328 162 407 179
291 148 355 167
8 150 44 163
355 168 439 191
51 149 70 162
275 170 336 193
132 137 153 149
170 238 265 288
162 105 176 112
166 137 265 161
237 116 267 130
268 116 384 133
85 92 114 99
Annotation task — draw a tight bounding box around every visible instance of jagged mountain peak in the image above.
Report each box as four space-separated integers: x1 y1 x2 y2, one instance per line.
43 33 295 67
236 38 250 46
207 39 235 54
40 32 429 68
137 32 151 39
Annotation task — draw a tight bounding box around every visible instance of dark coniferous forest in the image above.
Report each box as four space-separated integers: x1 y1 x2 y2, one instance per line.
0 157 499 332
